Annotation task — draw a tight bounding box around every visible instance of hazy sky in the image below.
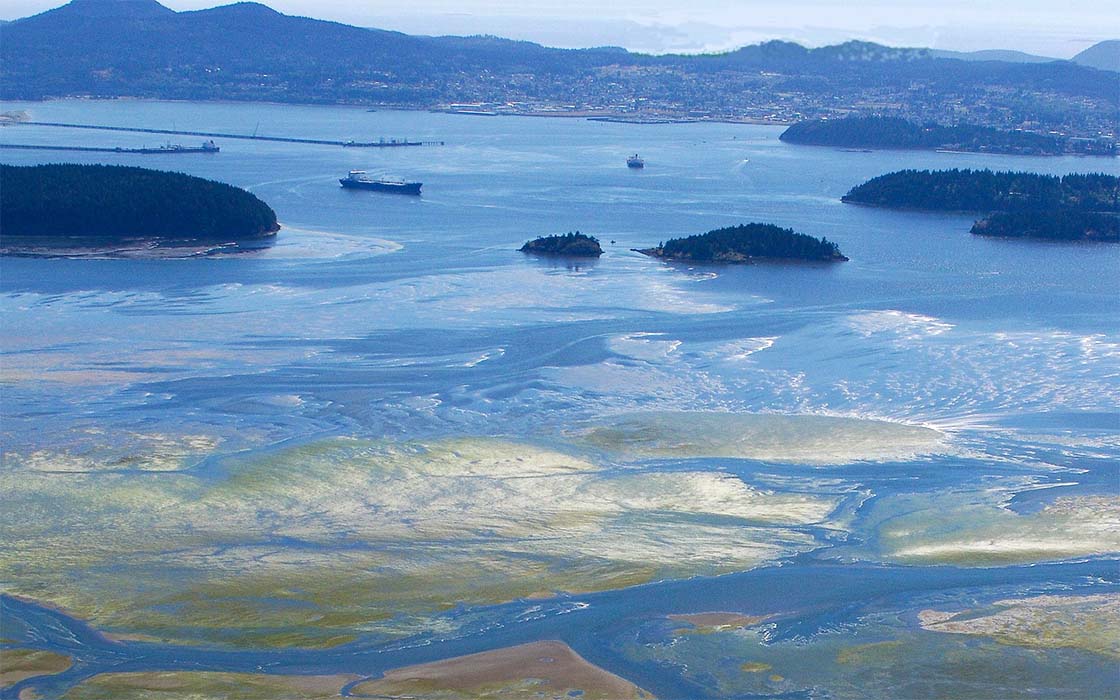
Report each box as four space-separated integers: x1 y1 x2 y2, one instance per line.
4 0 1117 57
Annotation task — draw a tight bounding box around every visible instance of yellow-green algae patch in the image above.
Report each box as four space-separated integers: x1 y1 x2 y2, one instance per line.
60 671 358 699
580 411 944 464
919 593 1120 658
1 437 841 648
880 494 1120 565
739 662 772 673
0 649 72 688
350 640 653 699
835 640 906 666
622 598 1120 699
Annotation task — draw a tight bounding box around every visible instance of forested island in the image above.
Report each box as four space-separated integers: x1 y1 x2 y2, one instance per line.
779 116 1115 156
520 232 603 257
636 224 848 263
843 170 1119 212
843 169 1119 241
971 211 1119 241
0 164 279 246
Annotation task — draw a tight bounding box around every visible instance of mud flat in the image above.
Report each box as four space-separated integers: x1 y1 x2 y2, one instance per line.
883 494 1120 565
61 671 359 699
0 437 841 648
350 640 653 699
668 611 770 631
0 648 72 689
919 593 1120 658
580 411 945 464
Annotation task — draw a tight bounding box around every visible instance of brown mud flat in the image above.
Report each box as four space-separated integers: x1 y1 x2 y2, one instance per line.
667 611 771 631
0 649 73 689
351 639 654 699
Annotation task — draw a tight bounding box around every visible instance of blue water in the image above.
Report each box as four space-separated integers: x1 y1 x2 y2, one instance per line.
1 100 1118 699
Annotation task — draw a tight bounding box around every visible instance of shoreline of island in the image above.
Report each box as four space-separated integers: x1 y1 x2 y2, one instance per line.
0 163 280 257
842 168 1119 241
634 224 849 264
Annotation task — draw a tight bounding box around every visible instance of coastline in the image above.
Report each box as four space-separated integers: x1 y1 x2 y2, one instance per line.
634 248 849 264
0 230 279 258
1 95 791 127
784 140 1115 159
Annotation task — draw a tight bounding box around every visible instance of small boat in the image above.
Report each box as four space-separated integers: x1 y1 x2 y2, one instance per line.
339 170 422 195
626 154 645 169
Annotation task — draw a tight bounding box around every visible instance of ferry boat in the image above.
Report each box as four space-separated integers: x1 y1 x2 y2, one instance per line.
626 154 645 168
339 170 422 195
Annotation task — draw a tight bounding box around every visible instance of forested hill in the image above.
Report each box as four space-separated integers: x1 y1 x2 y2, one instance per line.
843 169 1120 242
0 0 631 103
779 116 1113 156
971 211 1118 241
0 163 279 241
0 0 1115 135
842 170 1119 212
638 224 848 263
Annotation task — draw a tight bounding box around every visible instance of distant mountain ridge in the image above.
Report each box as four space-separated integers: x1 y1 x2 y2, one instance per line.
56 0 174 17
1 0 1115 135
927 48 1058 64
1072 40 1120 72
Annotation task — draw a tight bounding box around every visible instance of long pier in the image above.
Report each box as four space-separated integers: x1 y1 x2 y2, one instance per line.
0 143 219 155
17 121 444 147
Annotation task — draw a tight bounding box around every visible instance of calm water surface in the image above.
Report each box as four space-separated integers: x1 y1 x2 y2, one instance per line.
1 100 1118 699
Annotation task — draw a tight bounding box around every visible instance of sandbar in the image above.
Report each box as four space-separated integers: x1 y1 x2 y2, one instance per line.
668 611 770 630
350 640 653 699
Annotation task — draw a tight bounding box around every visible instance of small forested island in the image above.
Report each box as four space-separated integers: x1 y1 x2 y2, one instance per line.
971 211 1119 241
636 224 848 263
842 170 1119 212
779 116 1115 157
0 163 279 246
843 169 1119 241
520 231 603 257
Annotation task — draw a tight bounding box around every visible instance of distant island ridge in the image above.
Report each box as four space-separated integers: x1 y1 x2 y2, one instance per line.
0 0 1115 142
926 42 1118 71
971 210 1118 241
1068 40 1120 72
779 116 1115 157
843 169 1119 241
520 232 604 257
636 224 848 263
0 163 279 249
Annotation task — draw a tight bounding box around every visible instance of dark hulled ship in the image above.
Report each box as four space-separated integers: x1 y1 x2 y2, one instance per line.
340 170 422 195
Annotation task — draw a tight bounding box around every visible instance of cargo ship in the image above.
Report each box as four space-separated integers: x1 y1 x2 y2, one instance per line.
1 141 220 155
339 170 422 195
626 154 645 168
129 140 219 154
